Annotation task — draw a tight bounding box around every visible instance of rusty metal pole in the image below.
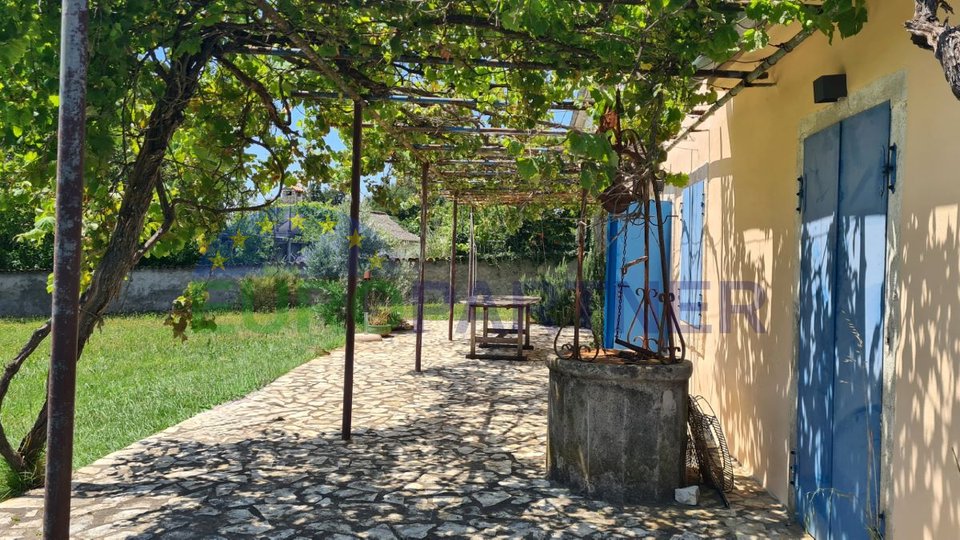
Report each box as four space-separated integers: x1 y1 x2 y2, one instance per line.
45 0 88 537
573 189 587 359
652 183 676 361
467 209 476 299
447 198 458 340
643 198 651 349
342 100 362 441
414 162 428 372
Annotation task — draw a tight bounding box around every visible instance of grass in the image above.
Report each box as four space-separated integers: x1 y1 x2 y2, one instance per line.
400 303 518 323
0 308 344 500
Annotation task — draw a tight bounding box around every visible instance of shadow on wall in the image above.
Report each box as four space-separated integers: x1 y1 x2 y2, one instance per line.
702 170 796 498
893 203 960 537
699 157 960 537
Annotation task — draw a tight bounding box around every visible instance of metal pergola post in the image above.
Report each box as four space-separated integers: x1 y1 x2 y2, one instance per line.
45 0 88 537
573 189 587 358
414 162 428 372
447 198 458 341
342 99 362 441
467 209 476 299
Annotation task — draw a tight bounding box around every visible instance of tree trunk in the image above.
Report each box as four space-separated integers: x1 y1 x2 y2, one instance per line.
0 42 217 479
907 0 960 99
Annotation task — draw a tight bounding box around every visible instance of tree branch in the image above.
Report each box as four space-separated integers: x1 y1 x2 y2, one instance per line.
906 0 960 99
134 181 177 261
0 322 51 472
906 0 948 50
217 55 298 136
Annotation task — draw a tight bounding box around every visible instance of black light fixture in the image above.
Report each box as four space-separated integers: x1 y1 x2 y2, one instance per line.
814 74 848 103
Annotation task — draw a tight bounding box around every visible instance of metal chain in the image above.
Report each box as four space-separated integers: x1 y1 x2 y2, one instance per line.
614 215 630 342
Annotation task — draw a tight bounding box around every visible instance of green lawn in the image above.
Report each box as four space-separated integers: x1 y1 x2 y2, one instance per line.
401 303 517 322
0 308 344 499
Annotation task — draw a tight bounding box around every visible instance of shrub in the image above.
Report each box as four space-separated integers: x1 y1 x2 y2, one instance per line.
584 215 606 344
302 213 411 290
313 278 403 328
521 263 574 327
0 202 53 270
312 280 348 326
239 267 303 312
520 260 600 329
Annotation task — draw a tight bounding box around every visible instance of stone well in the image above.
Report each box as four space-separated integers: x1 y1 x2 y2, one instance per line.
546 357 693 503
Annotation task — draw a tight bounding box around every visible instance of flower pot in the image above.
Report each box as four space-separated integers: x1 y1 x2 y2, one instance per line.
364 323 392 336
363 312 392 336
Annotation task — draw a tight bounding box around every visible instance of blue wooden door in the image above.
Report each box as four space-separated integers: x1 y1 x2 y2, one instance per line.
797 122 841 539
604 201 672 351
796 103 889 539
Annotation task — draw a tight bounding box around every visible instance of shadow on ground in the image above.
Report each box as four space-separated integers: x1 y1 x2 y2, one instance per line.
0 323 801 539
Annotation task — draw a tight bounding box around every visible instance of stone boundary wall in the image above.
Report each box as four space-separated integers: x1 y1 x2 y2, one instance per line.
0 260 554 318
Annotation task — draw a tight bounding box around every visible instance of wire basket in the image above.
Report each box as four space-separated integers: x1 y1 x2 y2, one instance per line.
687 395 735 493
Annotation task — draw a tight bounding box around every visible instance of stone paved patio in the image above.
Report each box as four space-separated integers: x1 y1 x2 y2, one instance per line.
0 321 803 539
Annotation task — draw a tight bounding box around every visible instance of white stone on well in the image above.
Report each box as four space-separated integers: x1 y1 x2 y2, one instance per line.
675 485 700 506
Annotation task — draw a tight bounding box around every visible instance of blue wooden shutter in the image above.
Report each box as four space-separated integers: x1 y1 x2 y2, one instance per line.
680 182 705 327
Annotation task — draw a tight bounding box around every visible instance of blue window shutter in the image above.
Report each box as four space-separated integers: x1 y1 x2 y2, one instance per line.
680 182 705 327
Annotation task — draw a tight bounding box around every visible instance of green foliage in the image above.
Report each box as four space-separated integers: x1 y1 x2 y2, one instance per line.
520 262 575 327
584 216 607 345
307 184 346 206
362 279 402 327
239 267 304 313
303 211 412 295
136 244 203 269
164 281 217 341
521 256 604 330
312 280 350 327
0 457 43 500
566 132 619 192
372 186 579 264
0 202 52 271
0 0 870 281
313 278 403 327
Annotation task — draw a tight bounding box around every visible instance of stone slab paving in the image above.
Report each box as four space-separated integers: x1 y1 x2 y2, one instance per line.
0 321 804 539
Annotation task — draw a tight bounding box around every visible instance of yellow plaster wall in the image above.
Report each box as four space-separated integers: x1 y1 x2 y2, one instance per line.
665 2 960 537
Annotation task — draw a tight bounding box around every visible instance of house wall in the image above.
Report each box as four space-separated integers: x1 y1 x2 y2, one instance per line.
664 2 960 538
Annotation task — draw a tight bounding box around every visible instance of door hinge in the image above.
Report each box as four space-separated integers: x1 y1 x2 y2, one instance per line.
796 176 804 213
884 144 898 193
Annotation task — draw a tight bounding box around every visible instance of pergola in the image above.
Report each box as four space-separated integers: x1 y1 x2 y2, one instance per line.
44 0 811 536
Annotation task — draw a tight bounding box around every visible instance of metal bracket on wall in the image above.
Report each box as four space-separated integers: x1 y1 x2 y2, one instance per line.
884 144 898 193
796 176 804 213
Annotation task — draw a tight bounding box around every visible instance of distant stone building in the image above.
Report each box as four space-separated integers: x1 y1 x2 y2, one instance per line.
279 183 307 205
367 211 419 260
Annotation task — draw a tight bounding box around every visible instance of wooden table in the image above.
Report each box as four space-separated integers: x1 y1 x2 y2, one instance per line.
465 295 540 360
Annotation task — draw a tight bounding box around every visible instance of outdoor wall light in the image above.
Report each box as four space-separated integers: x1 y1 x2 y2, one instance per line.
813 74 848 103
